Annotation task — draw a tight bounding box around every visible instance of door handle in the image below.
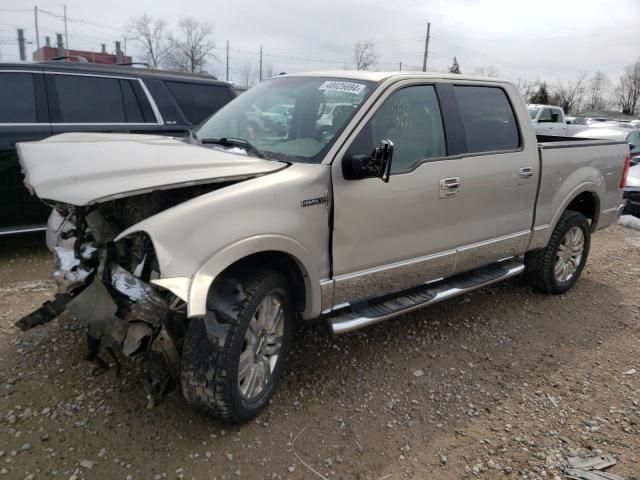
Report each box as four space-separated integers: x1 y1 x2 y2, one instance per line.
519 167 534 178
440 177 461 198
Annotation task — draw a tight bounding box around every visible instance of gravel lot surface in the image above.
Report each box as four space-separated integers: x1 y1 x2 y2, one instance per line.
1 225 639 480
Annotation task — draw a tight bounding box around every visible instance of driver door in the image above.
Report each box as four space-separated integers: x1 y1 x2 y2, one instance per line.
330 82 459 307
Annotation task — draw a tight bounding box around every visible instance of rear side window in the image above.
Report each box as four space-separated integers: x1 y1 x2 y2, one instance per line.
164 81 233 124
53 75 125 122
454 86 520 153
0 73 37 123
50 75 154 123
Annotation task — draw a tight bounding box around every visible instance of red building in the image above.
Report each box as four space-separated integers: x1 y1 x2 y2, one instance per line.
32 46 132 65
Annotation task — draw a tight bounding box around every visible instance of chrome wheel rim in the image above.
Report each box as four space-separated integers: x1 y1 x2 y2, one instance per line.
554 226 584 283
237 294 284 400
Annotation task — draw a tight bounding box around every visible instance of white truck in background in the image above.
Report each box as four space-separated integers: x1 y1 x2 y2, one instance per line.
528 104 588 136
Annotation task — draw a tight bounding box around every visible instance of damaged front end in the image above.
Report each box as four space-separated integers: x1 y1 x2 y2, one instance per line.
17 195 193 404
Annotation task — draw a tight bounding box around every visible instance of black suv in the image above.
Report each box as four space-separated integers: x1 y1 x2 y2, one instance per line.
0 61 236 234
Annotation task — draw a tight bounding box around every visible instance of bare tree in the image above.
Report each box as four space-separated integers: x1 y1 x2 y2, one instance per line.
166 18 216 73
262 63 276 79
586 71 610 110
239 62 256 88
126 14 170 68
517 79 538 103
617 59 640 115
353 40 377 71
472 65 499 77
551 72 588 114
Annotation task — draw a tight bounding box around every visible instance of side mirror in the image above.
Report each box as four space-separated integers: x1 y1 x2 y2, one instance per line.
342 139 394 183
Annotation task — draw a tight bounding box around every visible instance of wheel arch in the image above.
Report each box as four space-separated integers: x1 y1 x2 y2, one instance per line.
549 185 601 237
187 235 323 320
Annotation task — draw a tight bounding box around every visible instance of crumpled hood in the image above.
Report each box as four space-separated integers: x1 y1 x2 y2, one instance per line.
18 132 285 206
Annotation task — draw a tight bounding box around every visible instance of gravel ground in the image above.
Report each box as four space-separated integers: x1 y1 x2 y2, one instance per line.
1 225 639 480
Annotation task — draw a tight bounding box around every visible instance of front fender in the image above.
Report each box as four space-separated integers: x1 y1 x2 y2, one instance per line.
187 235 322 319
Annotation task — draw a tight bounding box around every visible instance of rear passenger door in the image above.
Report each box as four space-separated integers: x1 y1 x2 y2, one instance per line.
448 84 538 273
46 72 160 135
0 69 52 230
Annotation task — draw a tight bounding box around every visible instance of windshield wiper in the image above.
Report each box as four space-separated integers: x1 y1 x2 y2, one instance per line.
200 137 266 159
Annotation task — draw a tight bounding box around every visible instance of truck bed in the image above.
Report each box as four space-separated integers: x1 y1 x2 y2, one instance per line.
531 135 628 251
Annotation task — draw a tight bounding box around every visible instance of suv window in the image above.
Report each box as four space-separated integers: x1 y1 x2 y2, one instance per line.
348 85 446 173
0 72 37 123
164 81 234 124
50 74 153 124
454 86 519 153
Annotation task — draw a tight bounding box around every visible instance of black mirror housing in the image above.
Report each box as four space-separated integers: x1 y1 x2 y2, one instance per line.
343 139 394 182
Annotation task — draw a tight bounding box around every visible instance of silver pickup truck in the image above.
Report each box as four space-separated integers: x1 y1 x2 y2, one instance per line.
17 72 630 423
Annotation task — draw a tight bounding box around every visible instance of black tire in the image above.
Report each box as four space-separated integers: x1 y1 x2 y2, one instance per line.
181 270 293 423
525 210 591 294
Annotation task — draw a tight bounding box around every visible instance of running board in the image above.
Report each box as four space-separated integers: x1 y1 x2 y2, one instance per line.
328 262 525 334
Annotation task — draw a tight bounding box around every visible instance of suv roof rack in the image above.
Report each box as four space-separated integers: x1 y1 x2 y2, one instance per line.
117 62 150 68
50 55 89 63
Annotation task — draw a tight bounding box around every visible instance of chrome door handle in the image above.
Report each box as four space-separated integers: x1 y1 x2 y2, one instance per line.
440 177 461 198
519 167 534 178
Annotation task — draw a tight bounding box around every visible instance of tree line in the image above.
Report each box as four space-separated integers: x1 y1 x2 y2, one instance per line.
126 14 275 85
127 17 640 116
443 55 640 116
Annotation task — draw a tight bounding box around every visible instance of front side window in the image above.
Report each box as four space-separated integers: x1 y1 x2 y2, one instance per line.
454 86 520 153
195 77 374 163
52 74 125 123
0 73 37 123
347 85 446 173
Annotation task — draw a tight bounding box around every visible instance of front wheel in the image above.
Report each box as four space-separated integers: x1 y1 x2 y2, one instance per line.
181 270 293 423
525 210 591 294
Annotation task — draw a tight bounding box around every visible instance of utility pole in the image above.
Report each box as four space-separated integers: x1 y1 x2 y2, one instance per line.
34 6 40 51
17 29 26 61
399 61 402 71
63 5 69 55
422 22 431 72
226 40 229 81
259 44 263 82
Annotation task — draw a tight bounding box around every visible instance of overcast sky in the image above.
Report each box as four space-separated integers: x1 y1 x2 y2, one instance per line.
1 0 638 88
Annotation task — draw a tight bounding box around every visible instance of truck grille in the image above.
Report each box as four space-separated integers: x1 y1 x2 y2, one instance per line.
624 191 640 202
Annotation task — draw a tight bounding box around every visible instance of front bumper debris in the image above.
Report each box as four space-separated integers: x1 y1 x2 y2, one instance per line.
15 240 183 404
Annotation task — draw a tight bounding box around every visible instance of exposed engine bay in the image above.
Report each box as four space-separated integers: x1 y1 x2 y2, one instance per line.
16 184 227 405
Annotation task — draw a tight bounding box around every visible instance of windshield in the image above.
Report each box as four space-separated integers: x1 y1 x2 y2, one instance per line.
195 77 375 162
528 107 539 119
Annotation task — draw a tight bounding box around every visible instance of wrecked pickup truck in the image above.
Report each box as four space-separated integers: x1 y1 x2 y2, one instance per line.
18 72 630 423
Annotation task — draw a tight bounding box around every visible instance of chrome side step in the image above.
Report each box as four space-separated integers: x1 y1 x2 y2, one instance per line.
328 262 525 334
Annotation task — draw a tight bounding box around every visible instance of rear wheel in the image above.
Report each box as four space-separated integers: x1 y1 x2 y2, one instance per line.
181 270 293 423
525 210 591 294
